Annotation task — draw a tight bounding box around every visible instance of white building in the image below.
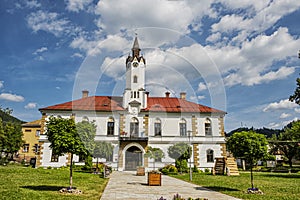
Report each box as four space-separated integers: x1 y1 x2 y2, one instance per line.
38 37 227 171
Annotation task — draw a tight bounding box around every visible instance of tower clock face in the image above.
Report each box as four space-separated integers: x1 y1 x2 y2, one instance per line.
132 62 139 67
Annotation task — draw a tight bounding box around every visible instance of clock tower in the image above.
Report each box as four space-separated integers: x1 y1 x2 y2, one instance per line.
123 37 147 112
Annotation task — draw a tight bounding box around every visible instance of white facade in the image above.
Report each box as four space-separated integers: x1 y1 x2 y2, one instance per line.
38 37 226 171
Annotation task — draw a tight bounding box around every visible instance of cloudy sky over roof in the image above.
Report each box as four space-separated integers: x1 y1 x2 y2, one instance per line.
1 0 299 131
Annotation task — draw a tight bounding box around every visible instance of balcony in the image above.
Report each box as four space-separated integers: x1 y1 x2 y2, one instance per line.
119 132 148 141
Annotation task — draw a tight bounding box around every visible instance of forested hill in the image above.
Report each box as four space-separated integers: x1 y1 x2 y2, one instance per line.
0 109 25 124
226 127 282 138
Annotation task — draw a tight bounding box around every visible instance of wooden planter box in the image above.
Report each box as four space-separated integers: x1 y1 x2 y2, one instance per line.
148 172 161 186
136 167 145 176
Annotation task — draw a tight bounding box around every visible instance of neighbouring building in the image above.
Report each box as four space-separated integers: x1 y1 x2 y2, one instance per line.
17 119 41 164
37 37 227 171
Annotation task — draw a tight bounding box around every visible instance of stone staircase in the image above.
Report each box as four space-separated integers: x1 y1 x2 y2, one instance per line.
226 157 239 176
214 157 226 175
213 157 239 176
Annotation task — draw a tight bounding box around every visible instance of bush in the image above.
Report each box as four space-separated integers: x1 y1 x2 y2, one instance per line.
159 164 178 175
193 165 200 173
175 159 188 173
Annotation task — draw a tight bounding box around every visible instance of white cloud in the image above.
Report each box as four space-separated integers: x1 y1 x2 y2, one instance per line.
95 0 195 34
71 53 84 58
65 0 93 12
33 47 48 55
198 82 207 91
211 1 300 43
295 108 300 113
27 10 81 37
263 99 298 112
0 93 25 102
198 95 205 100
25 102 37 109
280 113 291 119
24 0 41 9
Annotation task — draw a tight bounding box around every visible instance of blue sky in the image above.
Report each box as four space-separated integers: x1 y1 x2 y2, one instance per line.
0 0 299 131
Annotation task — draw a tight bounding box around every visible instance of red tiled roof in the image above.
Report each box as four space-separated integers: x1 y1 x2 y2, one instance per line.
39 96 124 112
145 97 224 113
39 96 225 114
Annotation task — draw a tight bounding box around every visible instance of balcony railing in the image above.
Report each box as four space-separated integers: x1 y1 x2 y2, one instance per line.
119 132 148 141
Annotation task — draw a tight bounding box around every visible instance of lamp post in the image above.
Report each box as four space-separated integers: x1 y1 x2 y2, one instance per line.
187 130 192 181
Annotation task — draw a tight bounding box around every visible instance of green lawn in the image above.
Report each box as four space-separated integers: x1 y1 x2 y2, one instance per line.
171 172 300 200
0 165 108 200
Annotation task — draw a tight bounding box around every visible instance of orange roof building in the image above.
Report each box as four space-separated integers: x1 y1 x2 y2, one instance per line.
38 37 227 171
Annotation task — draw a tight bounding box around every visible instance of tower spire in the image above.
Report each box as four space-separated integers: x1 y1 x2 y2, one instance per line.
132 35 140 57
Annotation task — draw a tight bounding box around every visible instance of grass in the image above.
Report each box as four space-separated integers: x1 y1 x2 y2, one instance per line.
0 164 108 200
171 171 300 200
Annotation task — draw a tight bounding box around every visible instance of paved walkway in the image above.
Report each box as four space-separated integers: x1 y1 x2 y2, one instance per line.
100 171 241 200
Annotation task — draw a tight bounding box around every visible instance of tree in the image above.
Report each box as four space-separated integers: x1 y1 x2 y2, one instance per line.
0 118 23 161
93 141 114 173
145 146 164 170
168 142 191 173
289 76 300 105
227 131 268 189
270 120 300 168
46 117 96 189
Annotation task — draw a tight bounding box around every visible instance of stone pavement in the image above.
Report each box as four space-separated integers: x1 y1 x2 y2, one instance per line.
100 171 241 200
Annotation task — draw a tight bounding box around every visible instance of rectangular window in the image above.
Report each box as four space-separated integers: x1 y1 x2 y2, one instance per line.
36 130 40 137
51 154 59 162
23 144 29 153
107 122 114 136
154 123 161 136
25 129 31 132
33 144 39 154
180 123 186 136
130 122 139 137
205 123 212 136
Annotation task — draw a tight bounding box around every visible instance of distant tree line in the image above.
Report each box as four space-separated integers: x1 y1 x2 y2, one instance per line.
0 108 24 164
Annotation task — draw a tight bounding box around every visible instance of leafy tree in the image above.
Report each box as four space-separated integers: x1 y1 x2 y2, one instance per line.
93 141 114 173
168 142 191 173
289 76 300 105
0 118 23 161
227 131 268 189
270 120 300 168
46 117 96 189
145 146 164 170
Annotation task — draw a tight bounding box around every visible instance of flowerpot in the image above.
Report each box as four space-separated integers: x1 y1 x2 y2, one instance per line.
148 172 161 186
136 166 145 176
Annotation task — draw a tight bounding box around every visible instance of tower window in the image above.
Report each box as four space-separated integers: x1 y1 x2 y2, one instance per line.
207 149 214 162
130 117 139 137
133 75 138 83
205 118 212 136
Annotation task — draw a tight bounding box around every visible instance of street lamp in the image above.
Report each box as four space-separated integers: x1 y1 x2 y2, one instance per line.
187 130 192 181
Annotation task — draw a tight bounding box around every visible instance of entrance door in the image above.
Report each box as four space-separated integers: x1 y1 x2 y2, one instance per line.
125 146 142 171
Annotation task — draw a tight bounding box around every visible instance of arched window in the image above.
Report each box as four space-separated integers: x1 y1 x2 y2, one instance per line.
130 117 139 137
207 149 214 162
205 118 212 136
179 118 187 136
107 117 114 136
133 75 138 83
82 116 89 122
154 118 162 136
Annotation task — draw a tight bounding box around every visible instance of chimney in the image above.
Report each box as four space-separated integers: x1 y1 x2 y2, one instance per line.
146 91 150 97
165 91 170 98
82 90 89 98
180 92 186 100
